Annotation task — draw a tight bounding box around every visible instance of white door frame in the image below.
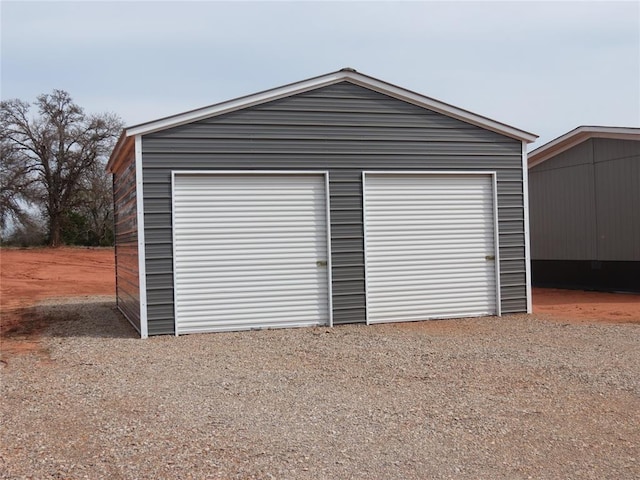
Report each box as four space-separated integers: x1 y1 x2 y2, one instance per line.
171 170 333 335
362 170 502 325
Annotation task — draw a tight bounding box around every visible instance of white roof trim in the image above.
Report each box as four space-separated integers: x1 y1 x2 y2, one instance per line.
528 126 640 168
124 69 537 142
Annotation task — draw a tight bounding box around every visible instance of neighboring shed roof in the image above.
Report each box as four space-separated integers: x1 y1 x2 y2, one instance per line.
528 126 640 168
107 68 537 172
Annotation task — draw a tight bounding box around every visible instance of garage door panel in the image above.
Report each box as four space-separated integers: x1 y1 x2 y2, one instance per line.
367 308 493 322
367 270 496 284
364 173 498 324
173 173 330 334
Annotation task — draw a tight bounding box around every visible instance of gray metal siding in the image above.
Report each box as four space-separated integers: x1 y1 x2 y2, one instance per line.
113 149 141 332
593 139 640 261
141 82 526 334
529 138 640 262
531 140 593 172
529 162 597 260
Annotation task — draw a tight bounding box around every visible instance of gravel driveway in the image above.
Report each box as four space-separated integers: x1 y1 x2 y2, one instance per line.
1 297 639 479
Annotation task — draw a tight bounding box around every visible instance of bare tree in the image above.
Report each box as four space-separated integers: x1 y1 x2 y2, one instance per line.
0 136 40 232
74 159 115 246
0 90 122 246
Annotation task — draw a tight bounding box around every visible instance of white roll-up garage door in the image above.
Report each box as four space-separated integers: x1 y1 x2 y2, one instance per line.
172 173 331 334
363 173 499 324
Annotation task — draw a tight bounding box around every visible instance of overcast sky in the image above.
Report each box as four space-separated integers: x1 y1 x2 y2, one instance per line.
2 1 639 148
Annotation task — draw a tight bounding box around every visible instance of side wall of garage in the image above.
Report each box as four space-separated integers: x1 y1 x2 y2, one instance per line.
140 82 526 335
529 138 640 292
112 146 141 332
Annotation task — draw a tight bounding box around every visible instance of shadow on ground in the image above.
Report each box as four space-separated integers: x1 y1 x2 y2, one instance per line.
4 298 138 341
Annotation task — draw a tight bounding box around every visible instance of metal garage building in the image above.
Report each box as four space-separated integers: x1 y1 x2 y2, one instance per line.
107 68 537 337
528 126 640 292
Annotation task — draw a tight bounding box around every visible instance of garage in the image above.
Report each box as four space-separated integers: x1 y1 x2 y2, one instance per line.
172 173 331 334
107 68 536 337
528 126 640 292
363 173 499 323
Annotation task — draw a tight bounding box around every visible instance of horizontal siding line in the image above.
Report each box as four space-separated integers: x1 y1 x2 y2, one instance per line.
143 150 521 157
146 301 174 307
148 135 519 144
116 268 139 278
145 248 173 255
114 226 138 235
195 119 486 127
145 162 522 166
115 213 138 221
143 154 522 160
117 280 138 292
114 182 137 198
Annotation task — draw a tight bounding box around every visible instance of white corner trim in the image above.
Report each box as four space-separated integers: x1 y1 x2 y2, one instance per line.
123 69 537 143
522 141 533 314
491 172 502 317
135 135 149 338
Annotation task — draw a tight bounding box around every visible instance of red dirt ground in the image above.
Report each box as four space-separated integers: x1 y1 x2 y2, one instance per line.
0 247 115 357
533 287 640 324
1 248 638 358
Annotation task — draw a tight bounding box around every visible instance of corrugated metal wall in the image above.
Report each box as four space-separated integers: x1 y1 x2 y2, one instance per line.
141 82 526 335
529 140 596 260
593 139 640 261
529 138 640 262
112 149 141 332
